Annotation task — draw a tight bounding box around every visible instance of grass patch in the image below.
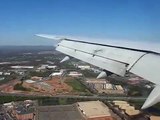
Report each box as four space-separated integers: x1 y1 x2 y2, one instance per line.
14 83 30 91
0 95 47 104
65 78 88 92
58 98 67 105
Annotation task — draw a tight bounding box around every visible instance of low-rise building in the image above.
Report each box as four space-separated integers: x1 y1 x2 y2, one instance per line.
36 101 119 120
50 70 64 77
12 104 34 120
11 66 34 69
3 72 11 76
25 80 36 84
77 101 115 120
0 72 3 75
86 79 124 94
113 101 140 116
37 65 57 70
31 76 43 81
150 115 160 120
3 102 14 111
77 65 91 70
47 65 57 69
68 71 83 77
37 65 48 70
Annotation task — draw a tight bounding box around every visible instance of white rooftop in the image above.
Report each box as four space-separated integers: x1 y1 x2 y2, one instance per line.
25 80 36 83
77 101 111 118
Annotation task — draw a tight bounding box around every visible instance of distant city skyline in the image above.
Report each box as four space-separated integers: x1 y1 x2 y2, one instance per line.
0 0 159 45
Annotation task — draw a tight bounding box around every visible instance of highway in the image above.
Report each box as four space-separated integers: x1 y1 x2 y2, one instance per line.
0 92 146 101
54 95 146 101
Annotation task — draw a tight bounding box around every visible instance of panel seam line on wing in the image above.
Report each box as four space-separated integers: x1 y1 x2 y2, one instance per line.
127 53 148 72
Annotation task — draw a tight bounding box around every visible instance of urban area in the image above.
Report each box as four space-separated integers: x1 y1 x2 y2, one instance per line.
0 46 159 120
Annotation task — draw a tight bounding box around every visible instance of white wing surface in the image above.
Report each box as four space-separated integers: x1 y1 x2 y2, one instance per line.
36 34 160 109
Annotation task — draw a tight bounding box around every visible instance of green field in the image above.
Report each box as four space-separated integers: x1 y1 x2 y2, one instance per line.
65 78 89 93
0 96 43 104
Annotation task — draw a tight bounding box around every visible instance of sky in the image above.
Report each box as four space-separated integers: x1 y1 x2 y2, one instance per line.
0 0 159 45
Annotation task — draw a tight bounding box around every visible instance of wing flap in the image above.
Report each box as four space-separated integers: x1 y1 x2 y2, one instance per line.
56 45 127 76
130 54 160 85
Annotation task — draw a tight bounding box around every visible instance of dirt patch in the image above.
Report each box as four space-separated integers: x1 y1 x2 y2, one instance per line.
0 80 20 92
46 77 72 93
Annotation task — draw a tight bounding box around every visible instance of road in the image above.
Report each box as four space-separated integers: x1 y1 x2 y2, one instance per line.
51 95 146 101
0 92 146 101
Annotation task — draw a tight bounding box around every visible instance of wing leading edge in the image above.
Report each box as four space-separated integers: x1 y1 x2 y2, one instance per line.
36 34 160 109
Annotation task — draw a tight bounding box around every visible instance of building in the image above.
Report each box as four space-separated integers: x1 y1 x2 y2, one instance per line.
113 101 140 116
13 104 34 120
86 79 107 90
76 101 115 120
36 101 118 120
37 65 57 70
16 112 34 120
3 72 11 76
68 71 83 77
47 65 57 69
31 76 43 81
150 115 160 120
11 66 34 69
50 72 62 77
86 79 124 94
3 102 14 110
25 80 36 84
49 70 64 77
77 65 91 70
0 72 3 75
37 65 48 70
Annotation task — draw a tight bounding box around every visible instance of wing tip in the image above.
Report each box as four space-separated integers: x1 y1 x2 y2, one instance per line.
35 34 62 41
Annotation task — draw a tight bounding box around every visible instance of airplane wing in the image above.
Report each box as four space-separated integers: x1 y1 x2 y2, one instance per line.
36 34 160 109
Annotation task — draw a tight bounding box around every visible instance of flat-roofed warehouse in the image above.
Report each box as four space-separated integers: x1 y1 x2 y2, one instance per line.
76 101 115 120
113 101 140 116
